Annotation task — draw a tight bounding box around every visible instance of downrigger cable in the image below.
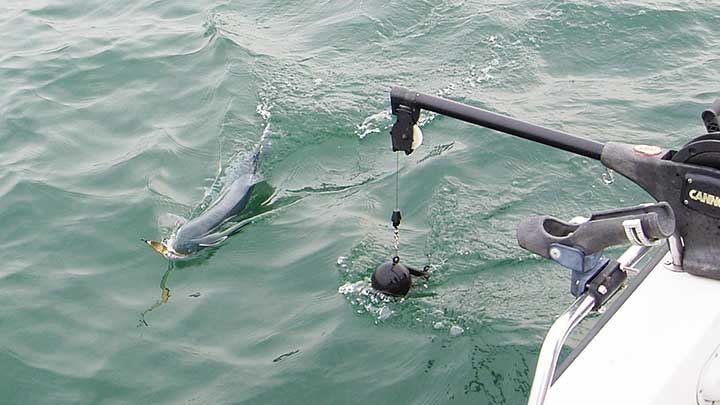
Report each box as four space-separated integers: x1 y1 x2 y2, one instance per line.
370 105 429 296
392 153 401 257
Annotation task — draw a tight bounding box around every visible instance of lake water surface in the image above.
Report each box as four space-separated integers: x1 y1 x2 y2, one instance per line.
1 0 718 403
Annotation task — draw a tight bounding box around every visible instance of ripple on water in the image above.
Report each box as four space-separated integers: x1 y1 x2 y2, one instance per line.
2 0 719 403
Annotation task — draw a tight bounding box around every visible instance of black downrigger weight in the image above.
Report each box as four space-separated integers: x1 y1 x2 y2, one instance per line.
371 256 429 296
388 86 720 280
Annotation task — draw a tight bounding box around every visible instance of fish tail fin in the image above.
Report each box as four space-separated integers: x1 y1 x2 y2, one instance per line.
251 123 272 175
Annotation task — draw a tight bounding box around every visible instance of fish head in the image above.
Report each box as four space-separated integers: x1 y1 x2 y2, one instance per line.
142 238 192 260
142 239 169 256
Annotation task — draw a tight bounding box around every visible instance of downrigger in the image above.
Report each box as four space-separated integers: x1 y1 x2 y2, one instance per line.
384 86 720 405
375 87 720 300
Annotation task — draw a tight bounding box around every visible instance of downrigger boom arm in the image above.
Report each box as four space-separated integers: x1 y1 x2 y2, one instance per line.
389 86 720 280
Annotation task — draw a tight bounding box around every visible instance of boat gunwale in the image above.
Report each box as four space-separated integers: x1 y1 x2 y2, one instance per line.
552 246 668 382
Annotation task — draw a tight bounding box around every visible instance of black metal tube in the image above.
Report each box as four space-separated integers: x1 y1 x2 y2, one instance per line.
391 87 605 161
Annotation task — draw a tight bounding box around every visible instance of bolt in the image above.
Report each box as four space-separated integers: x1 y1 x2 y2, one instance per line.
687 178 693 184
549 247 561 260
663 259 672 266
683 200 689 205
598 285 608 295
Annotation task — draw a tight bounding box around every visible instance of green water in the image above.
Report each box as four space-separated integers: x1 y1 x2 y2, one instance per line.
2 1 718 403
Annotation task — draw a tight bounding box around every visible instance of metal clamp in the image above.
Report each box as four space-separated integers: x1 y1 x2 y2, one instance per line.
527 245 652 405
622 218 662 246
548 244 608 297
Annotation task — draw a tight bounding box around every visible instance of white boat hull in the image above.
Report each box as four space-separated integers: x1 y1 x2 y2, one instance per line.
546 252 720 404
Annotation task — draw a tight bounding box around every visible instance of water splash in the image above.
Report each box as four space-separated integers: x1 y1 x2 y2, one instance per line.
355 108 437 140
449 325 465 337
157 213 187 234
190 119 273 221
336 250 478 334
256 101 271 121
337 278 396 322
355 111 390 139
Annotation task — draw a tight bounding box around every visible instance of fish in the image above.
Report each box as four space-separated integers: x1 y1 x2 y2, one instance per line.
143 142 266 260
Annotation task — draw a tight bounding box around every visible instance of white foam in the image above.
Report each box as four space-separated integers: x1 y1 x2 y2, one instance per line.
355 111 390 139
450 325 464 337
256 102 271 121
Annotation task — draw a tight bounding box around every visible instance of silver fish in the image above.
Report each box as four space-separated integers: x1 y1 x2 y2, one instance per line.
144 144 264 260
